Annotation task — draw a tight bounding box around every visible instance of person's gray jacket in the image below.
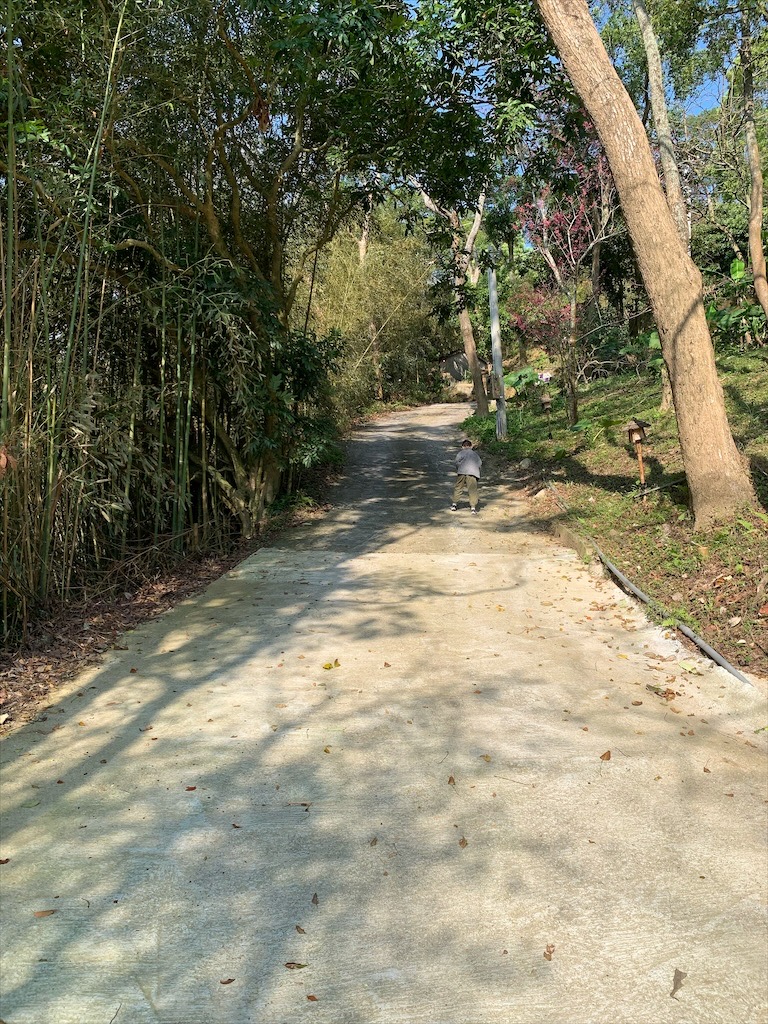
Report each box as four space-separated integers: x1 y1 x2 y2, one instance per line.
455 448 482 478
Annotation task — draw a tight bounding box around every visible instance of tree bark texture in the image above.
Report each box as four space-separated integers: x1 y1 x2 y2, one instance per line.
631 0 682 413
632 0 688 244
740 12 768 320
535 0 756 527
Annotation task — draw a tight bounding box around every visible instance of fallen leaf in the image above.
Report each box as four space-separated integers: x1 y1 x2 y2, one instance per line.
544 943 555 961
0 858 9 864
78 721 86 727
220 978 235 985
322 663 333 671
333 659 340 667
130 667 137 673
581 726 589 732
670 968 687 998
185 786 196 791
617 654 629 660
678 660 702 675
458 836 468 848
232 823 241 829
496 605 505 612
311 893 319 906
369 837 378 846
307 995 318 1002
383 662 391 667
284 962 308 970
323 746 331 753
296 925 306 934
600 750 611 761
33 910 56 918
631 701 643 706
758 604 768 617
703 767 711 773
448 775 455 786
481 754 492 763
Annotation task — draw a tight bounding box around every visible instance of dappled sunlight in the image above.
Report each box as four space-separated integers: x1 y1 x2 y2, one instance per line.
1 405 766 1023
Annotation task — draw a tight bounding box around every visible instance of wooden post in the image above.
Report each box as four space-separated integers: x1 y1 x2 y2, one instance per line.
635 440 646 499
487 267 507 440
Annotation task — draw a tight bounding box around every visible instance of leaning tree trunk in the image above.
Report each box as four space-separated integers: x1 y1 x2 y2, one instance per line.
536 0 756 527
458 304 488 416
632 0 682 412
740 10 768 320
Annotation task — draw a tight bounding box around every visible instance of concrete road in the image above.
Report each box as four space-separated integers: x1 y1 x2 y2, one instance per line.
1 404 766 1024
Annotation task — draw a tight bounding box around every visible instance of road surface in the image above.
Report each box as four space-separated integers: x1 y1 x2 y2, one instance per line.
1 404 766 1024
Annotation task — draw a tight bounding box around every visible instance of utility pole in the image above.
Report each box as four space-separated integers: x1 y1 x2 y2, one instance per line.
487 266 507 440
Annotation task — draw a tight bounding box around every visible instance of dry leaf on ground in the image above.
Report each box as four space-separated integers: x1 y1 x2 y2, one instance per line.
670 968 687 998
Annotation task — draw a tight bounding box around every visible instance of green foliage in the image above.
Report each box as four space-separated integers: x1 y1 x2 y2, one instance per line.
570 415 623 449
504 367 540 396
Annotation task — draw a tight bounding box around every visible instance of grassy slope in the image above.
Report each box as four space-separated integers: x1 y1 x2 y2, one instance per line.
464 349 768 680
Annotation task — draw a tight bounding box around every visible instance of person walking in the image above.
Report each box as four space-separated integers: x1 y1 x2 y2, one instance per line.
451 439 482 515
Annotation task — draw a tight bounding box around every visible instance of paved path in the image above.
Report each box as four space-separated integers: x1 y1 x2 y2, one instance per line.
1 405 766 1024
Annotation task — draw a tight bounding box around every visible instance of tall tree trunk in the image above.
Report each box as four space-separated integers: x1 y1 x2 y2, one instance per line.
458 305 488 416
740 10 768 320
414 181 488 414
451 200 488 415
632 0 688 243
536 0 756 527
632 0 682 412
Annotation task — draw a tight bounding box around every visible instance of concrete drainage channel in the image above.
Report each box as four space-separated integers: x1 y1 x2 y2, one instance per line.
544 481 756 688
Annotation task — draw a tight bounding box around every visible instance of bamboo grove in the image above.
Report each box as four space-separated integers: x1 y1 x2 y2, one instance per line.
0 0 488 643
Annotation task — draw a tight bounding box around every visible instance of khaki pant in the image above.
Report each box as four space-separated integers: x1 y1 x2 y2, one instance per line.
453 474 479 509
